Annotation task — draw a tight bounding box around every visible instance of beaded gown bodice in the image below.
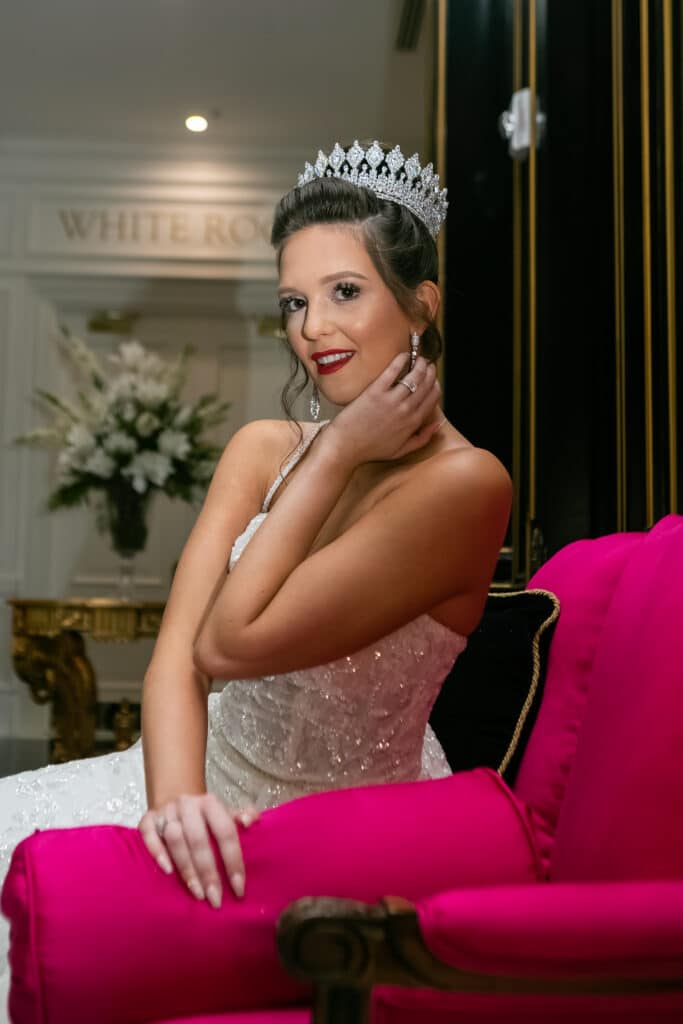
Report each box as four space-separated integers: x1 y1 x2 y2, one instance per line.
205 509 466 808
0 421 466 1016
204 420 466 806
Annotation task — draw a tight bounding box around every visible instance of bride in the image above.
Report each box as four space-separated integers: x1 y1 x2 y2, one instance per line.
0 139 511 1002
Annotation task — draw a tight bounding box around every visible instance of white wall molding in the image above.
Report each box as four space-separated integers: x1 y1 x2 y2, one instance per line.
70 572 163 589
27 274 278 319
0 196 12 257
0 141 299 740
26 196 275 265
0 140 291 283
97 678 146 703
0 139 303 191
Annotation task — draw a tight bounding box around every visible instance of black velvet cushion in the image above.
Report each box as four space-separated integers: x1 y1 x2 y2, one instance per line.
428 589 560 785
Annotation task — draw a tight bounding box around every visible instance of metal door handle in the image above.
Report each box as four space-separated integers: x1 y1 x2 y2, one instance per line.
498 88 546 160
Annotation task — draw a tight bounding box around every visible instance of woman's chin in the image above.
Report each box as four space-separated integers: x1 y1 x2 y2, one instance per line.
318 392 357 410
318 378 368 408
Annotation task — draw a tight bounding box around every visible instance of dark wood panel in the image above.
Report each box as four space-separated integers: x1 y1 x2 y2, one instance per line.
443 0 682 563
443 0 514 473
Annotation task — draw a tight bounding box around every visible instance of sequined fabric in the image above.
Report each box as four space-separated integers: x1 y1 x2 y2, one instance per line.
0 427 466 1014
205 506 465 810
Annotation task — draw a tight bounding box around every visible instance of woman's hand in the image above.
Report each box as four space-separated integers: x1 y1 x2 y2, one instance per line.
139 793 260 908
323 354 442 467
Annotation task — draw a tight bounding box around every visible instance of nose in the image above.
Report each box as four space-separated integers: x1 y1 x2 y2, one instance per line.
301 297 333 343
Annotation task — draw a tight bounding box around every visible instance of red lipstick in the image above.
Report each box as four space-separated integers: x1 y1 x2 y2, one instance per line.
312 349 356 375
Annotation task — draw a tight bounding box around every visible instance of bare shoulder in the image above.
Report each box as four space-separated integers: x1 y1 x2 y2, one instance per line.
410 445 512 511
210 418 314 500
224 418 321 455
215 418 298 468
221 418 291 454
394 446 512 615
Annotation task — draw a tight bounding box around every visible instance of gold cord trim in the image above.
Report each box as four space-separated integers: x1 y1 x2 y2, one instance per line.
640 0 655 525
662 0 678 512
611 0 627 530
496 588 561 777
525 0 538 579
511 0 523 583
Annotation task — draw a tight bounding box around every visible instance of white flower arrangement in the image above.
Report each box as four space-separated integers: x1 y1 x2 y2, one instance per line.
17 329 230 556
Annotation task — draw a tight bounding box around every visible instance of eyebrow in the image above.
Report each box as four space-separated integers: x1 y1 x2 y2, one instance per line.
277 271 368 296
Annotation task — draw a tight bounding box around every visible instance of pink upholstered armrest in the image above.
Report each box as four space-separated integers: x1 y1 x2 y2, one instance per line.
417 881 683 978
1 768 541 1024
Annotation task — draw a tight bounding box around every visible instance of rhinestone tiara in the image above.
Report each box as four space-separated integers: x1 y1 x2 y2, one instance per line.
295 139 448 239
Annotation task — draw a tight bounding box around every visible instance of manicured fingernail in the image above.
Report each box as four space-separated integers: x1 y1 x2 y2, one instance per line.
206 884 222 909
157 853 173 875
188 879 204 900
230 872 244 899
240 813 253 827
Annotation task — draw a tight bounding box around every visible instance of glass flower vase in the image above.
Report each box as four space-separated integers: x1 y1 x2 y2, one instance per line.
116 555 137 602
103 484 152 602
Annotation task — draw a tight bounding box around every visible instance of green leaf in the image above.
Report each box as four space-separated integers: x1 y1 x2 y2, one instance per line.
34 390 81 421
47 480 96 510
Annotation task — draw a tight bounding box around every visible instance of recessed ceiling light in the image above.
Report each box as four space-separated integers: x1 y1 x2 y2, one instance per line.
185 115 208 133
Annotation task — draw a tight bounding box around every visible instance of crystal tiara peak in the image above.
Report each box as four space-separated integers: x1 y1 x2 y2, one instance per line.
296 140 448 239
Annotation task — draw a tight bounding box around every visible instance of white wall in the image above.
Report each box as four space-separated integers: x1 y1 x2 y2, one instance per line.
0 141 324 738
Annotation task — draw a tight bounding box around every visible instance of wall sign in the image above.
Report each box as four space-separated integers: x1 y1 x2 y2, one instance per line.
28 200 275 262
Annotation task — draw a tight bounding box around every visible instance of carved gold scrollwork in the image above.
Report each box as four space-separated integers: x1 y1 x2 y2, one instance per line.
11 630 96 763
11 634 57 705
113 698 137 751
50 631 97 763
8 597 164 763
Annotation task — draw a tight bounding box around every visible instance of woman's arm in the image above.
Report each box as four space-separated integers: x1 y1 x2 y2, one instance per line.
194 357 512 679
141 418 288 808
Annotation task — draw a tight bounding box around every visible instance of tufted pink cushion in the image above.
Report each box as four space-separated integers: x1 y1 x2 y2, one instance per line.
2 767 541 1024
513 528 642 869
551 514 683 880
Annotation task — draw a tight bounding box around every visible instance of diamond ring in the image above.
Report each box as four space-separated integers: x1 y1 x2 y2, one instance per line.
397 378 417 394
154 815 167 839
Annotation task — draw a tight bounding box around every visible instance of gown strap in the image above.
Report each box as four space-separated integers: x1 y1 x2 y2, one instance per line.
261 420 330 512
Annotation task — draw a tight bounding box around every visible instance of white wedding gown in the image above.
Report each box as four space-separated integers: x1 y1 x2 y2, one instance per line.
0 422 466 1019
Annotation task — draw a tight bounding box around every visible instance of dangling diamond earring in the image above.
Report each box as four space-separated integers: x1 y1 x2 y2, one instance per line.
310 382 320 421
410 332 420 370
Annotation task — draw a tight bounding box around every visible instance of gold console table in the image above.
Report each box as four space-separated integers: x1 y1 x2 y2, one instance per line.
8 598 165 764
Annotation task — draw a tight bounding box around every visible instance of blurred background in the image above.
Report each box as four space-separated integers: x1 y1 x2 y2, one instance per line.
0 1 680 767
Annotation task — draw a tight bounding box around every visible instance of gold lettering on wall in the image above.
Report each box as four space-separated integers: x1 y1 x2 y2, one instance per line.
229 214 258 245
170 212 190 244
204 212 229 246
98 211 128 242
58 210 98 240
50 204 272 259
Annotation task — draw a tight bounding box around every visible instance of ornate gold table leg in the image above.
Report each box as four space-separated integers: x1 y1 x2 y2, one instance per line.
113 698 137 751
12 630 97 763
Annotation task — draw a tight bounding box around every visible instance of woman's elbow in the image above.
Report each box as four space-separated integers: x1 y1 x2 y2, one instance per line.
193 627 246 680
193 630 223 679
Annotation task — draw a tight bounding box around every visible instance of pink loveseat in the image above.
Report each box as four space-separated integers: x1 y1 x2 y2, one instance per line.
3 514 683 1023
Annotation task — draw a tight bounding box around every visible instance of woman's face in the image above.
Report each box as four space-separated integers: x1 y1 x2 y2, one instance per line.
277 224 418 407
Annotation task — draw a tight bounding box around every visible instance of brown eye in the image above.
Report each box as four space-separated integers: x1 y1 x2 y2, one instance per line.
334 282 360 301
278 296 306 316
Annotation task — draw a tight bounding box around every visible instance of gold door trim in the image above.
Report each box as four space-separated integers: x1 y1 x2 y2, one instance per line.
640 0 655 525
662 0 678 512
435 0 448 379
525 0 538 580
511 0 524 582
611 0 627 530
